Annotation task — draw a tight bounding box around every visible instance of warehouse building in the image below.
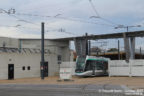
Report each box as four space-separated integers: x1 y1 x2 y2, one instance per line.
0 37 70 80
92 50 144 60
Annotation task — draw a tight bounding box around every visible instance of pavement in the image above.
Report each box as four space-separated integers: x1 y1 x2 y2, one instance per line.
1 76 144 89
1 76 144 96
0 84 132 96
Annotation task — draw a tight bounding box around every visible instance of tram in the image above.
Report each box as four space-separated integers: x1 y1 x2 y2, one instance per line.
75 56 109 76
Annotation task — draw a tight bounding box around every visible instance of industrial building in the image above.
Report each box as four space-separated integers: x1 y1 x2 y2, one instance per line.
0 37 70 80
91 49 144 60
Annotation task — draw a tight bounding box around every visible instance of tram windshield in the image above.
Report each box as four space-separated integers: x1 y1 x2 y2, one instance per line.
75 56 86 72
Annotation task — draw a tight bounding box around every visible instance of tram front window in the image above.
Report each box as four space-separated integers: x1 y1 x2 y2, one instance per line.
75 57 85 72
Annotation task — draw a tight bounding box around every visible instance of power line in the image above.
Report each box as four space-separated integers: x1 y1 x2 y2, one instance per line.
54 16 115 27
46 31 76 36
8 14 39 26
89 0 100 17
0 8 39 26
0 24 77 36
0 24 20 28
88 0 120 26
99 17 119 26
46 28 77 36
13 12 115 27
0 8 117 27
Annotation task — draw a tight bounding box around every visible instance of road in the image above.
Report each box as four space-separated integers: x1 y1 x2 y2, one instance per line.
0 84 135 96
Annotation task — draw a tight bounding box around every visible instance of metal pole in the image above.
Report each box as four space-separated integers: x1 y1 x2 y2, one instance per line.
118 40 120 60
19 39 22 53
41 22 45 80
126 26 128 32
140 47 142 59
88 40 91 56
85 33 88 56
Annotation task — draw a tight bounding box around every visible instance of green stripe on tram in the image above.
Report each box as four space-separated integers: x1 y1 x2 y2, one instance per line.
87 58 108 61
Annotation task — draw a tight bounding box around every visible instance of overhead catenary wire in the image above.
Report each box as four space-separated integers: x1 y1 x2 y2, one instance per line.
8 14 40 26
46 31 76 36
13 12 115 27
0 8 117 27
88 0 120 26
54 16 115 27
0 9 40 27
0 8 119 36
89 0 100 17
0 23 77 36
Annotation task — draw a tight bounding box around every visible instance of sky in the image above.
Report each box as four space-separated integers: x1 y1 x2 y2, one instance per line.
0 0 144 39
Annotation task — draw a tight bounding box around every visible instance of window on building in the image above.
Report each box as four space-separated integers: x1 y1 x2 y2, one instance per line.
58 55 62 61
27 66 31 70
22 66 25 70
58 55 62 64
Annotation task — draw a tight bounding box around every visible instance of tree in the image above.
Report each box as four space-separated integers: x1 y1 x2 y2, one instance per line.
107 48 118 52
91 46 102 52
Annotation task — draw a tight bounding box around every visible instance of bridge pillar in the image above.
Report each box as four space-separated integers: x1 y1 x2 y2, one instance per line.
130 37 135 59
123 33 130 62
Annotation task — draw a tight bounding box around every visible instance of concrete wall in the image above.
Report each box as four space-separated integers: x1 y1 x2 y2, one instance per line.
0 53 40 79
109 60 144 77
60 62 76 75
20 39 70 62
109 60 130 76
70 51 74 62
20 39 69 49
0 38 71 79
19 39 71 76
0 52 60 80
0 37 19 48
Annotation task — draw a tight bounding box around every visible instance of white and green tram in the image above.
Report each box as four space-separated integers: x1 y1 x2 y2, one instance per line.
75 56 109 76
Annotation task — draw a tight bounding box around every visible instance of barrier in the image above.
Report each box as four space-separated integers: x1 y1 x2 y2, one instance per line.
60 62 76 75
109 60 144 77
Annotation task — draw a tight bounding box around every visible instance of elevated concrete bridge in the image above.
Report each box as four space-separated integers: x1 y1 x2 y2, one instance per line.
53 30 144 61
53 30 144 40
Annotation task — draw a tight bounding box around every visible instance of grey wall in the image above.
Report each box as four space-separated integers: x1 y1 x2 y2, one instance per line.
20 39 70 62
0 37 71 79
0 52 62 80
0 53 41 79
0 37 19 48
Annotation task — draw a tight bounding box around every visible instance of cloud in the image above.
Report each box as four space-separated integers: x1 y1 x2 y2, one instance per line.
0 27 40 38
0 0 144 39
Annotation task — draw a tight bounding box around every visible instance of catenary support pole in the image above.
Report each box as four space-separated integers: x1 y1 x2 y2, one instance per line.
88 40 91 56
140 47 142 59
118 40 120 60
41 22 45 80
85 33 88 56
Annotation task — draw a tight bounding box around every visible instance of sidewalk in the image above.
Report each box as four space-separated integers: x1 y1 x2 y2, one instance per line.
0 76 144 89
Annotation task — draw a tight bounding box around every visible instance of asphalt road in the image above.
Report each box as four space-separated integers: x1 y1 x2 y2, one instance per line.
0 84 134 96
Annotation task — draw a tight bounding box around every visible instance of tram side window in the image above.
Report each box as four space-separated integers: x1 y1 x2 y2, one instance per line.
96 61 104 70
103 61 108 70
85 60 96 71
85 60 108 71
